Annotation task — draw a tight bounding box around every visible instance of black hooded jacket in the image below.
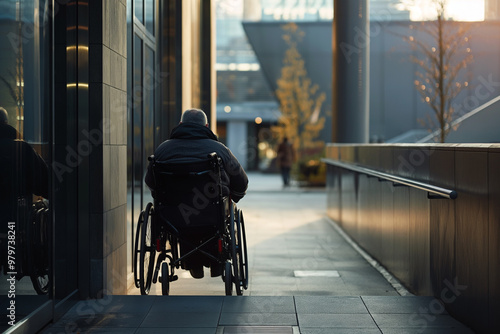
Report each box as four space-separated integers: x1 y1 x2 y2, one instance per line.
145 123 248 202
0 123 49 227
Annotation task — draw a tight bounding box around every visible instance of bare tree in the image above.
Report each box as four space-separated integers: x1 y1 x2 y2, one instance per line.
404 0 473 143
273 22 326 161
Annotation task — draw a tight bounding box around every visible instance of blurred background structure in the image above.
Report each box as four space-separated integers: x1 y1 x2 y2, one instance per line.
216 0 500 174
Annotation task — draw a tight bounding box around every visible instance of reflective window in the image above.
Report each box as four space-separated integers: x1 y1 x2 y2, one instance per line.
135 0 144 24
143 46 155 194
145 0 154 35
133 34 144 227
0 0 51 330
128 0 160 285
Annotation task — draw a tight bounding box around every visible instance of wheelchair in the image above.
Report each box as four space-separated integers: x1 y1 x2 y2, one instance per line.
1 198 49 295
134 152 248 296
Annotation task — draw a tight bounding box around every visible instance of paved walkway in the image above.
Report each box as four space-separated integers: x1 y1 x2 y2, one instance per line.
41 173 474 333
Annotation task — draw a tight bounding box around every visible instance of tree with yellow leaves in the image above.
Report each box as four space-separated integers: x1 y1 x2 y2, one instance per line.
273 22 326 164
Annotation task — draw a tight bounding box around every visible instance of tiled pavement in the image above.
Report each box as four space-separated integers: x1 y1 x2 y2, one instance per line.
41 295 474 333
40 173 475 333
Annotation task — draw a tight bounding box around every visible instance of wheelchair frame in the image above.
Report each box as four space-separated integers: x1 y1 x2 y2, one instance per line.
133 153 248 296
1 198 50 295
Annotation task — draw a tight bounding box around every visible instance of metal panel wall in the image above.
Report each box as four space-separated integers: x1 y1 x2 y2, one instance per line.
325 143 500 333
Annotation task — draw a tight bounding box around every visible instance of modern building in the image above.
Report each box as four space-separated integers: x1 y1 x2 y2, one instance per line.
1 0 498 333
217 0 500 170
0 1 215 332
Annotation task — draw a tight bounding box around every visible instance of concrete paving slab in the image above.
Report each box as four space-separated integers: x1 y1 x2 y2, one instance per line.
372 313 474 331
44 329 138 334
61 294 156 315
222 296 295 313
150 295 224 313
362 296 446 314
141 311 220 328
300 329 381 334
294 296 368 314
48 312 147 330
136 329 216 334
297 313 377 328
221 326 297 333
219 312 298 326
380 328 475 334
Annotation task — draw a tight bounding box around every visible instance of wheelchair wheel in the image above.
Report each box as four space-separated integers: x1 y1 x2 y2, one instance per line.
138 203 156 295
237 209 249 290
224 261 232 296
161 262 170 295
230 206 243 295
30 272 49 295
133 213 142 289
30 204 50 295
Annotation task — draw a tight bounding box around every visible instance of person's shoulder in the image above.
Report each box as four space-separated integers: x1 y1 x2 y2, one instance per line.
205 140 234 159
155 138 174 150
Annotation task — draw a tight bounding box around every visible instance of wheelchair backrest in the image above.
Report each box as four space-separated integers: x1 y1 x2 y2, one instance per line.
151 153 224 229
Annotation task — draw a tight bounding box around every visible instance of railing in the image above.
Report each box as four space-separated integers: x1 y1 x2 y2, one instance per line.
322 158 457 200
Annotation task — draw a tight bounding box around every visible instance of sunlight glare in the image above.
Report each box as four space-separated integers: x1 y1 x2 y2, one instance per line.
447 0 485 21
404 0 485 21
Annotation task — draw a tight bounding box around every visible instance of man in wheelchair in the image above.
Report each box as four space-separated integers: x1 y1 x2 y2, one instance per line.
145 108 248 279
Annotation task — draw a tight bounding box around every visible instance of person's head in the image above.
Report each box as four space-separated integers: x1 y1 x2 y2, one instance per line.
0 107 8 124
283 137 288 143
180 108 208 127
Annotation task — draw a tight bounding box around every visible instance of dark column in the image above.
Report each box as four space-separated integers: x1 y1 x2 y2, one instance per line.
200 0 215 127
332 0 370 143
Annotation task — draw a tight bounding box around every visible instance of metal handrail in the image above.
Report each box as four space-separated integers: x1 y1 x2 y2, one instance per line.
322 158 457 200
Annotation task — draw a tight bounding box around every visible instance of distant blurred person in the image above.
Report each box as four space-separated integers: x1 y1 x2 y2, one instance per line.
277 137 295 187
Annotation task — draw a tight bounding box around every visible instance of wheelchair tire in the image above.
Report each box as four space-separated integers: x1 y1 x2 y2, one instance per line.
230 205 242 296
30 204 50 295
237 209 249 290
161 262 170 295
133 213 143 289
139 203 156 295
224 261 232 296
30 273 49 295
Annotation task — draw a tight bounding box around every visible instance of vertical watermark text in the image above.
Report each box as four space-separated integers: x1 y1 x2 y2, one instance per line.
6 221 17 326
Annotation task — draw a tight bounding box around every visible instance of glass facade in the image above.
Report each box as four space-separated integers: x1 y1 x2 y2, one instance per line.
0 0 52 330
127 0 158 279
